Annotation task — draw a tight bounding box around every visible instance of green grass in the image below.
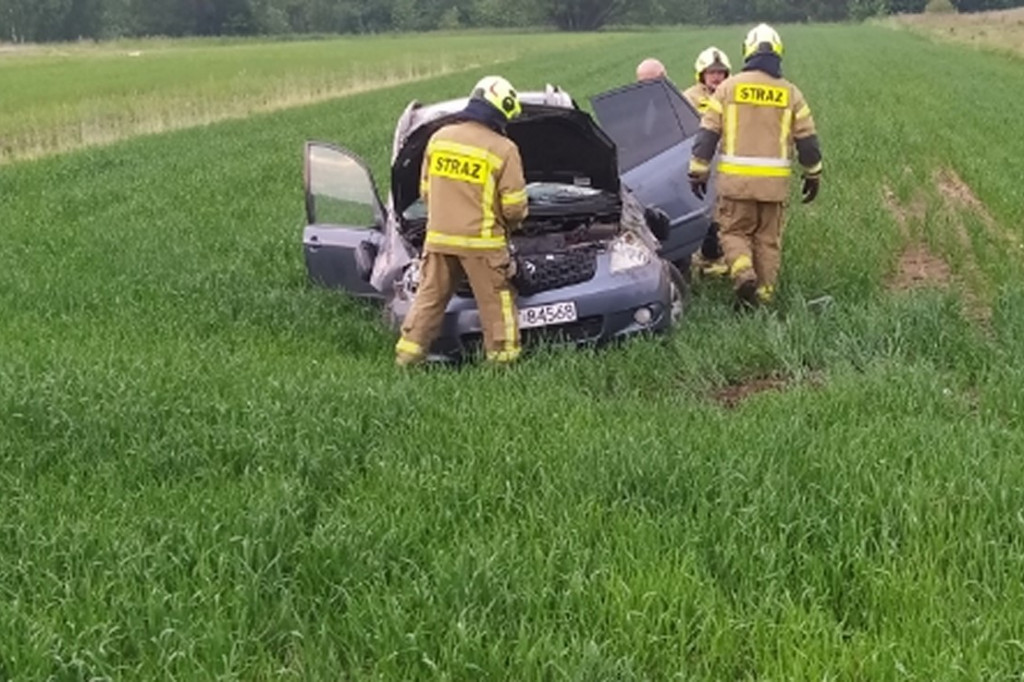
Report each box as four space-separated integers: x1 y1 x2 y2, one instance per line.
3 25 1024 680
0 31 618 163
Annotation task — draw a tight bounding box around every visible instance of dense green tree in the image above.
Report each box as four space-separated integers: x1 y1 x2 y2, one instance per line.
2 0 1024 43
954 0 1018 10
535 0 630 30
889 0 928 11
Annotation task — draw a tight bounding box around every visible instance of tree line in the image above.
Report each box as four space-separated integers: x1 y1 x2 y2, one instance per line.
2 0 1022 43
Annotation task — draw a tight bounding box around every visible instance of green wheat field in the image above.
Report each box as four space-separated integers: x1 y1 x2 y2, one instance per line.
3 21 1024 680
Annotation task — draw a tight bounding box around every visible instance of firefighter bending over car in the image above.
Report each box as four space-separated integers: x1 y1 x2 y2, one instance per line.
395 75 529 366
688 23 823 309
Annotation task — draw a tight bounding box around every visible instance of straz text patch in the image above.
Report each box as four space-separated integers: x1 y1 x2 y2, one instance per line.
735 84 789 108
431 152 489 184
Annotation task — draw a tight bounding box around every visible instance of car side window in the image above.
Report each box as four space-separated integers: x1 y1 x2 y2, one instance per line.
589 79 691 173
305 142 384 228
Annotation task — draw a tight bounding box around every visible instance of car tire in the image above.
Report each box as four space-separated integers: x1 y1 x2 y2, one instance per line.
671 257 694 286
664 259 690 327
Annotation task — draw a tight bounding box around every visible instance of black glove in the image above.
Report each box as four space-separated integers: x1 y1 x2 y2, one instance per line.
689 173 707 200
801 175 820 204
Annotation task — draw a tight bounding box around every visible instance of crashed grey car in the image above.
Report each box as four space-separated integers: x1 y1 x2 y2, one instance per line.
302 78 712 360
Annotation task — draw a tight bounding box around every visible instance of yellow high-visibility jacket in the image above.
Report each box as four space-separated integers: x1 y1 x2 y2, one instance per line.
682 82 714 114
690 69 822 203
419 121 528 255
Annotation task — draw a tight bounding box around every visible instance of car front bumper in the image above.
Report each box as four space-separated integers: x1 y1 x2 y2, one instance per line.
388 251 673 359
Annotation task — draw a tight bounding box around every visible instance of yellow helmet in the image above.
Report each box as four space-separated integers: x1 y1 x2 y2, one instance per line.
470 75 522 121
742 23 784 60
694 46 732 83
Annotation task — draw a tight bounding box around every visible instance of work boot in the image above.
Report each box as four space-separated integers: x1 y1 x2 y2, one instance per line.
691 252 727 279
702 257 729 277
395 352 424 367
485 347 522 366
395 337 426 367
734 279 759 311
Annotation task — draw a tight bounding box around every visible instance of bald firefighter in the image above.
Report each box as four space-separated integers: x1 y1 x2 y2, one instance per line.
682 46 732 114
635 57 668 82
395 76 529 366
688 24 822 308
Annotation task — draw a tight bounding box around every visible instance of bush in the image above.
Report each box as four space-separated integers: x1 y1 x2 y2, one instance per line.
924 0 957 13
848 0 890 20
438 6 461 29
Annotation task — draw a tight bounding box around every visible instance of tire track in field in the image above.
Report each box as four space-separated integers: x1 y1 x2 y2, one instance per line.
882 166 1024 326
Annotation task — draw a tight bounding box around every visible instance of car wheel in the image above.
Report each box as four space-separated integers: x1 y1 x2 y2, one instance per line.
664 260 690 327
671 257 694 286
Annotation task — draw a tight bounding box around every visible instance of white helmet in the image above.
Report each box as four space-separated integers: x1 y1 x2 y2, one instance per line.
470 75 522 121
742 23 784 60
694 46 732 83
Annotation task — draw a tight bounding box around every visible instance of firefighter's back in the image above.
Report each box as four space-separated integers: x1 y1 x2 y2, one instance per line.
713 69 808 203
423 120 517 255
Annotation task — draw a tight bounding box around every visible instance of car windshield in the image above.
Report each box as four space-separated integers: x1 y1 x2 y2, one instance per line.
402 182 610 220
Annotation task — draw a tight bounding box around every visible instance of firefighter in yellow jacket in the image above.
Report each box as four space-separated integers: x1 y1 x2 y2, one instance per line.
684 46 733 279
682 46 732 114
395 76 529 366
688 24 822 308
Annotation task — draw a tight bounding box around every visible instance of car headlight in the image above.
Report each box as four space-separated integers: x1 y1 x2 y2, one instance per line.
609 233 652 274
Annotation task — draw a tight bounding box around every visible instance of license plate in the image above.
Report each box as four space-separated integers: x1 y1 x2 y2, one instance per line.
518 301 577 329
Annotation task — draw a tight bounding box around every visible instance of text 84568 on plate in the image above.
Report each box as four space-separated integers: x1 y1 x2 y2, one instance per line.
518 301 577 329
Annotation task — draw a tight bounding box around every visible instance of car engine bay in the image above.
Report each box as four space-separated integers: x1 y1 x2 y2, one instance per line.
397 182 628 296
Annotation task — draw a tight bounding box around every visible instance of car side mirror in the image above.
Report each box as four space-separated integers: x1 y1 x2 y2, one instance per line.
644 206 671 241
354 240 379 282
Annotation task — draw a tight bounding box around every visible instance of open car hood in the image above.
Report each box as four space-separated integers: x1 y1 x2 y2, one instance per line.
391 104 620 216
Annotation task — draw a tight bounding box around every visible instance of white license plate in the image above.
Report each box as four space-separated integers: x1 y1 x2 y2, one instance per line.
518 301 577 329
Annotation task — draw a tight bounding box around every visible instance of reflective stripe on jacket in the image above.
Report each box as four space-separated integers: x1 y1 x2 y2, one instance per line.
419 121 528 254
690 70 820 203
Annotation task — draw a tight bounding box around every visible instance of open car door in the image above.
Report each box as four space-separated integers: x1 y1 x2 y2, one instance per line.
589 78 713 265
302 142 386 299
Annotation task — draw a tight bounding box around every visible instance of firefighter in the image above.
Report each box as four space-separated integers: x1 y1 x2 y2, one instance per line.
685 47 733 279
395 75 529 366
682 46 732 114
635 57 668 82
688 23 822 309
